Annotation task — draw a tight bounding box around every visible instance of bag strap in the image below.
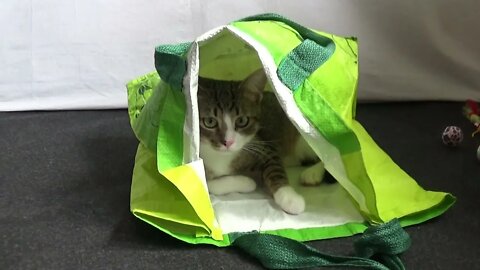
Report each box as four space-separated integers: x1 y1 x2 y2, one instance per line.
154 13 336 91
154 42 191 90
231 219 411 270
237 13 333 47
238 13 338 91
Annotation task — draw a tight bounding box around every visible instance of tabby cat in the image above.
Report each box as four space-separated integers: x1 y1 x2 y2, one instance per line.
198 69 325 215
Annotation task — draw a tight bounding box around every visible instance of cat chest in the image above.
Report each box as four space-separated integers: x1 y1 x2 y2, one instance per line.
201 152 238 178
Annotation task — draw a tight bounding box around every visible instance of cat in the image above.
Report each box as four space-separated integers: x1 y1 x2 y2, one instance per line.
197 69 326 215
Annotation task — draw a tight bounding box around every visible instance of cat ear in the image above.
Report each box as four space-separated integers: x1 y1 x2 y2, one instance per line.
197 81 210 101
240 69 266 103
197 84 205 100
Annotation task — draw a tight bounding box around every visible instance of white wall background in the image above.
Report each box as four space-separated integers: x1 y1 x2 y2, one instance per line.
1 0 479 111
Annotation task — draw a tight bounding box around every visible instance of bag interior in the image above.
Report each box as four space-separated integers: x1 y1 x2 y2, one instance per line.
197 30 365 234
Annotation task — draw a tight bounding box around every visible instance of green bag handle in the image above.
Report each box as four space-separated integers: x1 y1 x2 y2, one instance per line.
238 13 338 91
154 42 191 90
277 38 336 91
154 13 337 91
232 219 411 270
237 13 334 47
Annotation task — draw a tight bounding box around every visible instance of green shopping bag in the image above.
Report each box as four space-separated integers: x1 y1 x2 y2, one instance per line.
126 13 455 267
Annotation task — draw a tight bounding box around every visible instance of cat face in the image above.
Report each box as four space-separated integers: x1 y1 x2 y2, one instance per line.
198 70 266 153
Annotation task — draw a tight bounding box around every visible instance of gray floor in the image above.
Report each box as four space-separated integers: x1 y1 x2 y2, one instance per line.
1 102 479 269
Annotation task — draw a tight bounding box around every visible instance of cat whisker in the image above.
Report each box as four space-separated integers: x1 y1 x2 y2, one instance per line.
241 147 264 160
242 145 262 155
243 145 271 160
249 149 272 159
247 142 277 152
241 147 257 157
247 142 274 149
251 140 277 144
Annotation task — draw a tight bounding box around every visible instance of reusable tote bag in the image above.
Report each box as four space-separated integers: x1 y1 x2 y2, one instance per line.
126 14 455 268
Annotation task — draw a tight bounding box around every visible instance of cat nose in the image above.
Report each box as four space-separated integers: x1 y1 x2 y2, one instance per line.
223 140 234 148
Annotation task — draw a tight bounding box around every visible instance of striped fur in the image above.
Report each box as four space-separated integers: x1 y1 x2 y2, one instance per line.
198 70 314 214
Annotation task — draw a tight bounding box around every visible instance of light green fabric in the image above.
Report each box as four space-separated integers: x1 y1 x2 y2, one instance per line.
352 122 455 223
131 144 228 246
198 29 263 81
126 71 161 151
126 70 186 172
155 81 186 172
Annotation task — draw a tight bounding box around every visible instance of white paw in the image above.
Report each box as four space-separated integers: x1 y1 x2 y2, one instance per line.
207 175 257 195
232 176 257 193
300 162 325 186
273 186 305 215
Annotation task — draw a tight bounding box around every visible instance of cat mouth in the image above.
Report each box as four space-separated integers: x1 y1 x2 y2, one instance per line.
218 146 235 152
216 145 240 152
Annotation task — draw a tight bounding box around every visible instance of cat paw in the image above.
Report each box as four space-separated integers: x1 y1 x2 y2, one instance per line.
300 162 325 186
233 176 257 193
273 186 305 215
208 175 257 195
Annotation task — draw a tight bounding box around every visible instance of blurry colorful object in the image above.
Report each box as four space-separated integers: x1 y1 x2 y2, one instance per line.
463 99 480 137
442 126 464 147
477 145 480 162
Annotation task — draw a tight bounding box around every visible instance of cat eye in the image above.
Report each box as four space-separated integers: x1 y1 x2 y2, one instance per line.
202 117 218 129
235 116 249 128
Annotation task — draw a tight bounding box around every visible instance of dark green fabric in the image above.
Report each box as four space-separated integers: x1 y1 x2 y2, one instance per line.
354 219 411 258
232 219 410 269
154 42 191 90
277 39 336 90
238 13 333 47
